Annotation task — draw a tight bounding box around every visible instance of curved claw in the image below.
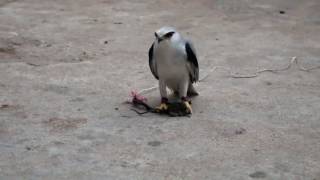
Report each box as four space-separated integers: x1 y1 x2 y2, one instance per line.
155 103 168 113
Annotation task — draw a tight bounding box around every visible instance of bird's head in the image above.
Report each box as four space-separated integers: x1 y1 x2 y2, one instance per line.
154 26 176 43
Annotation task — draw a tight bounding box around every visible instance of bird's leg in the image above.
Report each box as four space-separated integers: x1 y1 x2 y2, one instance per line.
155 79 168 112
179 81 192 114
155 97 169 112
181 97 192 114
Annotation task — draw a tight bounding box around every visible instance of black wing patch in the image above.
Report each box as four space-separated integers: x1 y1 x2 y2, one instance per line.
185 42 199 82
148 43 159 80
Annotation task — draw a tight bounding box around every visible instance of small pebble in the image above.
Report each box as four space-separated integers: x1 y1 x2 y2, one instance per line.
0 104 9 109
235 128 246 135
148 141 162 147
249 171 267 178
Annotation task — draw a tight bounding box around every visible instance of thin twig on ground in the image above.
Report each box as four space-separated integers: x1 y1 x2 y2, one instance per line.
199 57 320 81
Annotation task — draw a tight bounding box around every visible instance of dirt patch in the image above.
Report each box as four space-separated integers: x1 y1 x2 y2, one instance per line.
0 104 21 111
147 141 162 147
0 0 17 7
43 85 69 95
249 171 267 178
0 46 15 54
0 45 17 60
44 117 87 133
0 122 9 135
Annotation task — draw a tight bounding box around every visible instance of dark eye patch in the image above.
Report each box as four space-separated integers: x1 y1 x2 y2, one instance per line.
164 31 175 38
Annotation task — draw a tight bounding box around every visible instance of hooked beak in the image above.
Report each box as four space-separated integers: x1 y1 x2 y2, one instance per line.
155 32 163 43
157 38 164 43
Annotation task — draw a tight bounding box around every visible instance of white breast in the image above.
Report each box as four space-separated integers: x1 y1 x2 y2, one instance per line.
154 39 189 90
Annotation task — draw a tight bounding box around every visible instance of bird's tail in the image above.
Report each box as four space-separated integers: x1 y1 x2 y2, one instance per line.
187 83 199 97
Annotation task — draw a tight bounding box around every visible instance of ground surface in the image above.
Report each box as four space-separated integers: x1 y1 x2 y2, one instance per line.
0 0 320 179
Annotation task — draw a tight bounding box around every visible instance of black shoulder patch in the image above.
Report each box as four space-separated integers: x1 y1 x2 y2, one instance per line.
185 42 198 68
148 43 154 61
148 43 159 80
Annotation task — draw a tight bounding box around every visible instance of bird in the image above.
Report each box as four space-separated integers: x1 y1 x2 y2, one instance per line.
148 26 199 114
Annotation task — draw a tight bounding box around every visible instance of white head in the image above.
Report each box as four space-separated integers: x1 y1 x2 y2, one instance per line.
154 26 177 43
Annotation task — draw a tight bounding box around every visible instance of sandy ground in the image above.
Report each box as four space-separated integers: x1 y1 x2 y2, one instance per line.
1 0 320 179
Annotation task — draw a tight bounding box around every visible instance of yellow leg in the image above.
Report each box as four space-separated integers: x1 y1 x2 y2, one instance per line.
155 103 168 112
183 101 192 114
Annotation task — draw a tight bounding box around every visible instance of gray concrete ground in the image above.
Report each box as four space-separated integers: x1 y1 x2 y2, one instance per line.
1 0 320 179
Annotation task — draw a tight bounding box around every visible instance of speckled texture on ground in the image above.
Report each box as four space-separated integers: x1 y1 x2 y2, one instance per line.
0 0 320 179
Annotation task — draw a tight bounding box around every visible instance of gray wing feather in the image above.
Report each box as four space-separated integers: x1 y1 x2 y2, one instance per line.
148 43 159 80
185 41 199 83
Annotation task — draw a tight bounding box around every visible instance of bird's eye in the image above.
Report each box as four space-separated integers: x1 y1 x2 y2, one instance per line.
164 32 175 38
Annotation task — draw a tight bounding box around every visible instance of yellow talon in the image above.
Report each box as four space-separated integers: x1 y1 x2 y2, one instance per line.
183 101 192 114
155 103 168 112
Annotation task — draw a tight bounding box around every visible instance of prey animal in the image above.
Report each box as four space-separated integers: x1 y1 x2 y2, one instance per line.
148 27 199 114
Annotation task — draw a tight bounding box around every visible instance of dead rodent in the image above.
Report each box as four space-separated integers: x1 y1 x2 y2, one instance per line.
161 101 191 117
130 97 192 117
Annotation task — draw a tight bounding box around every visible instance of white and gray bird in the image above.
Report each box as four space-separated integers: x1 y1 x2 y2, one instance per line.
148 26 199 114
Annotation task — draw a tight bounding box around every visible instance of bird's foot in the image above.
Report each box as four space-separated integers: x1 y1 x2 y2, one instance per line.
155 97 168 113
182 97 192 114
155 103 168 113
